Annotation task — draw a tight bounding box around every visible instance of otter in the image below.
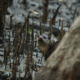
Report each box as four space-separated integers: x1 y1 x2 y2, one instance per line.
37 34 59 60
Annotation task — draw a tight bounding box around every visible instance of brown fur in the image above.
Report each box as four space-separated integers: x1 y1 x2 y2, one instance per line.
37 35 59 60
45 41 59 60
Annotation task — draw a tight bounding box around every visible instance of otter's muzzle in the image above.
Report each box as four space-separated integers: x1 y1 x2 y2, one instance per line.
37 36 44 42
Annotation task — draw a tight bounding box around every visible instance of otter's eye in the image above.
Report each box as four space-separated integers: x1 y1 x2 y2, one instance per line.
43 36 46 39
48 37 50 39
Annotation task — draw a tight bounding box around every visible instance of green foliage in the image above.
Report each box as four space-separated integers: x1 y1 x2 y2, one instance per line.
27 29 32 34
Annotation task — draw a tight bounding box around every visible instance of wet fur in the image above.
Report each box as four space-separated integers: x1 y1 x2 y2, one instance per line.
45 41 59 60
37 35 59 60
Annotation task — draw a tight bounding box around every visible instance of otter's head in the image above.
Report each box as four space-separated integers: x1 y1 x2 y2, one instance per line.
37 34 50 54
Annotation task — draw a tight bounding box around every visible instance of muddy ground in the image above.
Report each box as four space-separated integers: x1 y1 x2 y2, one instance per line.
0 0 80 80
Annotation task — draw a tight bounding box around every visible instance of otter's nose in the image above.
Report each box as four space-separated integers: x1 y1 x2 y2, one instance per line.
38 36 43 41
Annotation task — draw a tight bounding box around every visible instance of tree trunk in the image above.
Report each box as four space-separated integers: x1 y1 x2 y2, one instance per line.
0 0 3 37
34 16 80 80
0 0 9 44
41 0 48 23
